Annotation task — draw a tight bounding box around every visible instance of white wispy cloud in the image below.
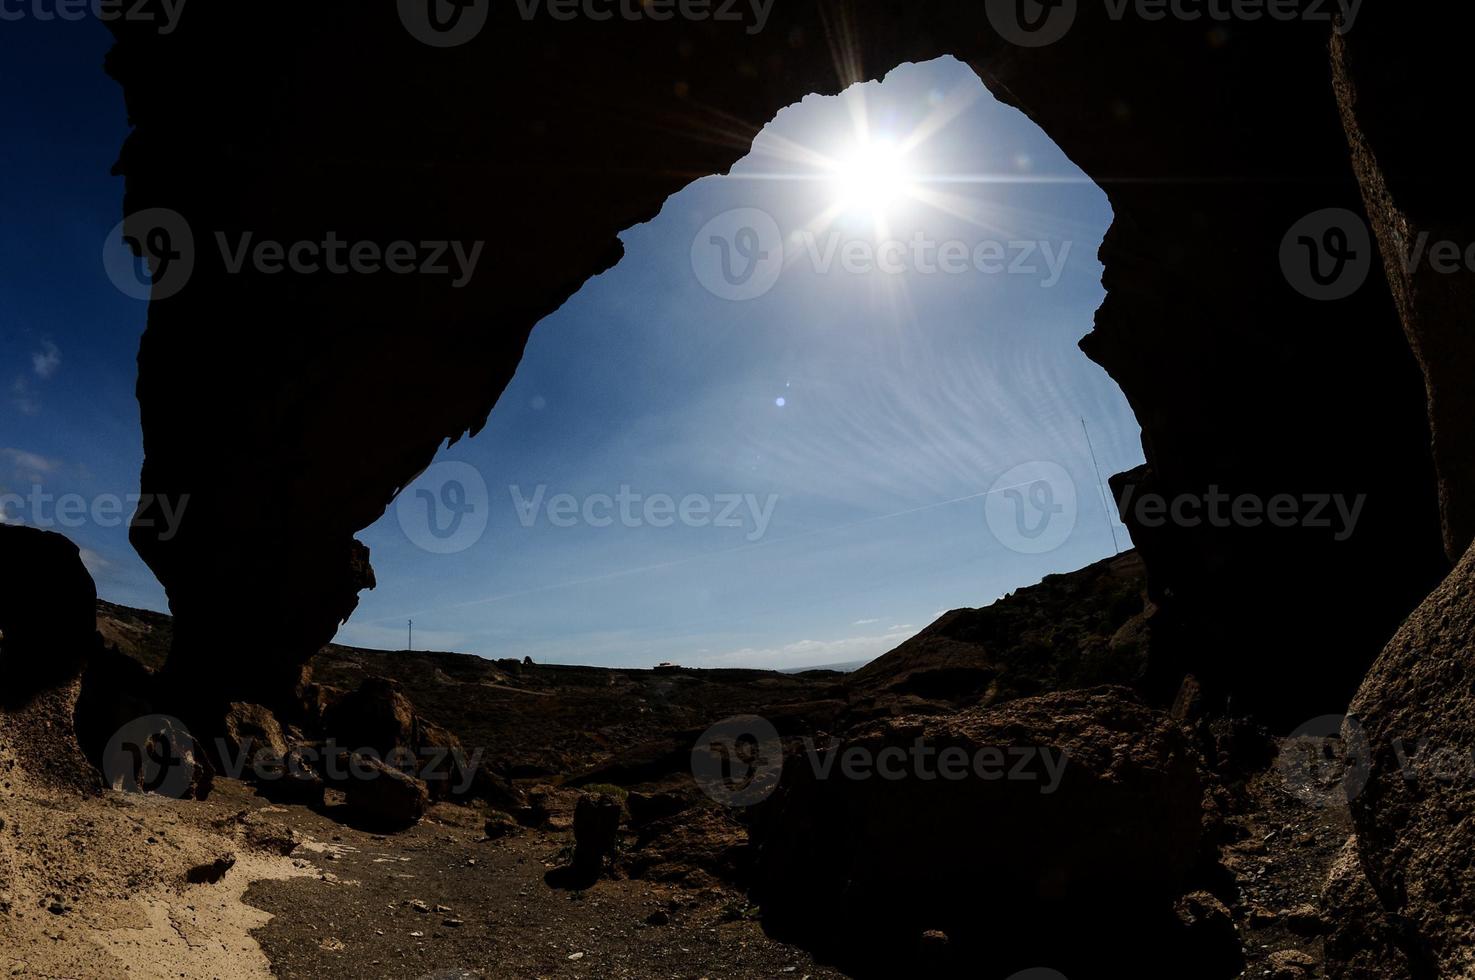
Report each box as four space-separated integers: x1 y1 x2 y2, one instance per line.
31 341 60 380
691 625 920 670
852 617 880 625
1 448 60 478
78 548 112 574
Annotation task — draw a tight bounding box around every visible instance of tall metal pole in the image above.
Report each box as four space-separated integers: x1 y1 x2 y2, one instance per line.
1082 417 1122 555
408 618 413 652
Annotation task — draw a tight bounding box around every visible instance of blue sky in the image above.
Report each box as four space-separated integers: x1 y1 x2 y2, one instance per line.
2 20 1142 669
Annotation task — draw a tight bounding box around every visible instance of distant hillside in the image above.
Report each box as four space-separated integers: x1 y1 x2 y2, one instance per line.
94 552 1148 772
848 551 1150 707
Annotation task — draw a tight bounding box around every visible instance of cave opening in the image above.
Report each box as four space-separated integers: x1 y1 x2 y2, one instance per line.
344 56 1135 673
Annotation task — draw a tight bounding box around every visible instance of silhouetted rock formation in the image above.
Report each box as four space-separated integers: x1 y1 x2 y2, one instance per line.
105 3 1443 727
1332 9 1475 564
752 686 1212 977
0 525 98 704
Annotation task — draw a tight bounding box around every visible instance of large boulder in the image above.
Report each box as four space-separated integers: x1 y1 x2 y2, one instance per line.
752 687 1212 976
320 676 506 805
329 749 429 831
0 525 97 703
1328 543 1475 978
219 701 324 804
321 676 416 756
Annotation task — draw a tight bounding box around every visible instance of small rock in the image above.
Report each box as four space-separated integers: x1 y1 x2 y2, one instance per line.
409 899 430 913
1268 948 1318 979
1243 904 1279 928
568 952 585 961
645 909 669 926
443 918 464 928
1281 904 1326 936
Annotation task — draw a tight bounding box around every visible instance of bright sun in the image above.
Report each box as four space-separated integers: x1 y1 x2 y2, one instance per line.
830 139 914 217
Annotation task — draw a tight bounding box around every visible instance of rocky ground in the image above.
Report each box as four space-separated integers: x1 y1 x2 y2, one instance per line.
2 550 1357 978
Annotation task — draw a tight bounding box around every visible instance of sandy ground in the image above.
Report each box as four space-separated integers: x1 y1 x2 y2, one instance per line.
0 686 315 979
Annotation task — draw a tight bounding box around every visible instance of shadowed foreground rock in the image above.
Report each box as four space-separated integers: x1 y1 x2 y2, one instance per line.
328 749 430 830
752 686 1212 977
1328 542 1475 979
0 525 98 704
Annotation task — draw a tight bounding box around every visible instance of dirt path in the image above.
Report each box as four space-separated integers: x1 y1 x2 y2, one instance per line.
242 786 846 979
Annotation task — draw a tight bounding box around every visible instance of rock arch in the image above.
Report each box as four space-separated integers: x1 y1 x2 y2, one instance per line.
107 1 1444 725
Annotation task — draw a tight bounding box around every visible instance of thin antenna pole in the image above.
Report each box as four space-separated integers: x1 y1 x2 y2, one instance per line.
408 619 413 652
1082 417 1122 555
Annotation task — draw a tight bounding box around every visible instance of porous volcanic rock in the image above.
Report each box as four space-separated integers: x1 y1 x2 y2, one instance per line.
752 686 1209 974
1330 543 1475 978
1323 838 1413 980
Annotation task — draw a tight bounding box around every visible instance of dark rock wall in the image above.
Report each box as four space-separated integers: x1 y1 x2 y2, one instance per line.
1332 10 1475 563
107 3 1443 721
1322 10 1475 974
